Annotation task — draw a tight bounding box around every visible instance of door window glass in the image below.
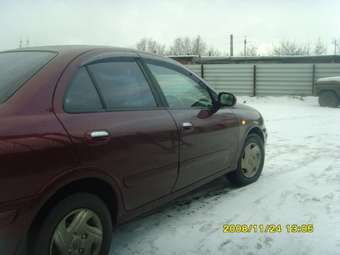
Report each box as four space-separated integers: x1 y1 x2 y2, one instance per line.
88 61 156 109
147 63 212 108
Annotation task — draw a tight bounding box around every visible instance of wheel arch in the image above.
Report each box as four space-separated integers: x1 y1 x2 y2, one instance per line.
231 125 265 172
27 170 124 248
318 89 340 107
318 88 340 98
246 126 265 142
227 125 265 186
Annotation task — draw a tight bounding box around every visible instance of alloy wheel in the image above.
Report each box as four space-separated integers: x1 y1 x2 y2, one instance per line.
49 209 103 255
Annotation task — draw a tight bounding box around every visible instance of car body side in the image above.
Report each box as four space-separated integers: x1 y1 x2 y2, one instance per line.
0 47 266 255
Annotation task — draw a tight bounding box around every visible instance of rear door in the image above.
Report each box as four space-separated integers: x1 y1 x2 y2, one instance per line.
55 55 179 210
143 59 239 190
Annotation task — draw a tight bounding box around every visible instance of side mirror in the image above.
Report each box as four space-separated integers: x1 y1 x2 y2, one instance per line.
218 92 237 107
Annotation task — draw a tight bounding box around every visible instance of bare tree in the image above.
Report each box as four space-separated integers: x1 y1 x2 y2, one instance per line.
272 41 310 56
137 36 220 56
168 38 181 55
168 36 209 56
168 37 192 55
313 38 328 55
136 38 166 55
247 46 259 56
136 38 148 51
240 45 258 57
207 47 222 56
183 37 193 54
191 35 207 55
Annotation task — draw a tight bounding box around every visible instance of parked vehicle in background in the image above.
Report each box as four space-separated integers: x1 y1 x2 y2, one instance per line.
316 77 340 107
0 46 267 255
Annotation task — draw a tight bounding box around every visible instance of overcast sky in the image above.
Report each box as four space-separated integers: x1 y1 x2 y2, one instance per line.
1 0 339 55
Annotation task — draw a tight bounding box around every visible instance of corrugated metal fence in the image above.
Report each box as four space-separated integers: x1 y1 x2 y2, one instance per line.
185 63 340 96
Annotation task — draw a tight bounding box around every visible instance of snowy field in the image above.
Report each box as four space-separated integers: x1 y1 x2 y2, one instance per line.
111 96 340 255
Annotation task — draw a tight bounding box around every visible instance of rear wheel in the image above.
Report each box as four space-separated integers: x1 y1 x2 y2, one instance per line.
319 91 339 107
227 133 265 186
30 193 112 255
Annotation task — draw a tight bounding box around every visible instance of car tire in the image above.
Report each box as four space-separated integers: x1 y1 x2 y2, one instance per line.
319 91 339 107
29 193 113 255
227 133 265 186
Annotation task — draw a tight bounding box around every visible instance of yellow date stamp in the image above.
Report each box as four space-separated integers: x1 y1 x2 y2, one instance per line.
223 224 314 233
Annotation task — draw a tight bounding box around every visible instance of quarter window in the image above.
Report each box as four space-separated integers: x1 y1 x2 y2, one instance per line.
64 68 103 113
147 63 212 108
88 61 156 109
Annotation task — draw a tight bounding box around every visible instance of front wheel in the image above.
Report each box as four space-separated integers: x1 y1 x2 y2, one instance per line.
227 133 265 186
30 193 113 255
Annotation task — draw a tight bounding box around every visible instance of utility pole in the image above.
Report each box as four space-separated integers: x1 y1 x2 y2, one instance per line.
26 38 30 47
244 37 247 56
230 34 234 57
19 38 22 48
333 39 338 55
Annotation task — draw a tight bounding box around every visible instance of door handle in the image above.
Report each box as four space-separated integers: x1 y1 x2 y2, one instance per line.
89 130 110 139
182 122 193 130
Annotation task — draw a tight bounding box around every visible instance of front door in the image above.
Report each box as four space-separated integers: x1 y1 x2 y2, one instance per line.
144 60 239 190
55 57 179 210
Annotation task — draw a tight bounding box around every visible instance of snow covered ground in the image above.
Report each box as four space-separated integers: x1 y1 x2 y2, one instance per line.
110 96 340 255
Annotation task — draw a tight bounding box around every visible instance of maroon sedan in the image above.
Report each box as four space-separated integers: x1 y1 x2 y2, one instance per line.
0 46 267 255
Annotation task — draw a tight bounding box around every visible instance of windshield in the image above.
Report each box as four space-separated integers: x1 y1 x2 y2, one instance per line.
0 51 56 103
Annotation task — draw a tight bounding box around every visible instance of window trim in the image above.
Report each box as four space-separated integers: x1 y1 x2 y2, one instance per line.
137 58 169 107
135 58 167 108
141 58 217 110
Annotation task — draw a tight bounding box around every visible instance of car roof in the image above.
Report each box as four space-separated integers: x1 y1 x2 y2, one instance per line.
2 45 133 54
1 45 179 66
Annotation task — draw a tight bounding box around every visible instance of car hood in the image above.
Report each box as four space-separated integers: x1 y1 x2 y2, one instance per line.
317 76 340 85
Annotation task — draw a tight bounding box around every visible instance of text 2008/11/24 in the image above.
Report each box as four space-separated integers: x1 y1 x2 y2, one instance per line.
223 224 314 233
